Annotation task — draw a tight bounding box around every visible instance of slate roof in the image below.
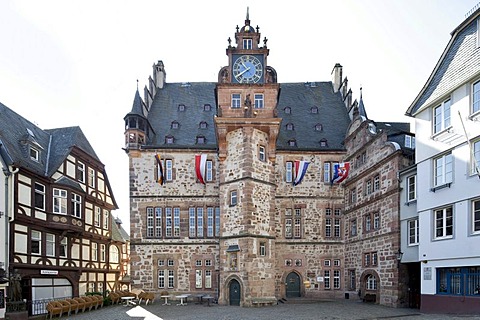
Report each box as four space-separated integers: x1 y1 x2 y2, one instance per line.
406 8 480 115
136 81 350 152
0 101 102 177
112 217 130 242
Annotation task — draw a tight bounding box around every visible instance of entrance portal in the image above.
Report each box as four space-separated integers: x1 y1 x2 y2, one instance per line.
229 279 241 305
286 272 301 298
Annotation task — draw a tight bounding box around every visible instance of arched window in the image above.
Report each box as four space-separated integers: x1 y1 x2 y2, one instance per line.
110 245 119 263
366 274 377 290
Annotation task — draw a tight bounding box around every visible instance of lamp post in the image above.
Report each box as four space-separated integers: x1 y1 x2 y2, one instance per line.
396 249 403 268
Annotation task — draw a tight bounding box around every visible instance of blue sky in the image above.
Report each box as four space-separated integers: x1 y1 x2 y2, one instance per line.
1 0 478 232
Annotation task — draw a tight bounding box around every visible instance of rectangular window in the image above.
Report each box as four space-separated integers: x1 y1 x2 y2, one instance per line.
323 161 339 183
88 167 95 188
407 175 416 202
472 79 480 114
434 153 453 187
286 161 293 183
30 146 39 161
92 242 98 261
31 230 41 254
59 237 67 258
259 242 266 256
333 270 340 289
71 193 82 218
166 208 172 237
334 218 341 237
373 213 380 230
294 208 302 238
334 259 340 267
372 252 378 266
46 233 55 257
365 179 372 195
285 218 292 238
243 38 252 49
435 206 453 239
165 159 173 181
77 161 85 183
206 160 213 182
95 207 101 227
147 207 154 238
324 259 331 267
197 207 204 238
365 215 371 232
472 139 480 175
433 99 451 134
207 207 214 237
349 270 356 290
174 207 180 237
351 189 356 204
325 218 332 237
100 244 106 262
168 270 175 288
472 199 480 234
205 270 212 289
53 188 67 214
103 210 109 229
324 270 330 289
232 93 241 108
189 208 196 237
158 270 165 288
374 175 380 191
437 267 480 296
230 190 238 206
196 270 202 289
254 94 264 108
34 182 46 210
405 135 415 149
155 207 162 237
364 253 370 267
408 218 419 245
350 219 357 236
215 207 220 237
259 146 266 162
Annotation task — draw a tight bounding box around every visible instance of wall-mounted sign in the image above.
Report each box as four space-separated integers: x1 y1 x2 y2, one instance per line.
423 267 432 280
41 270 58 275
317 276 324 282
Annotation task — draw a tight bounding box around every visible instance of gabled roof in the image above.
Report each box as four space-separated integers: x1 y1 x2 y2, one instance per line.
406 8 480 116
0 102 103 178
112 217 130 242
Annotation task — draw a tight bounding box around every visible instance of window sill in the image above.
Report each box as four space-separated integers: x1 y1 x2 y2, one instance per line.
468 110 480 121
430 183 451 192
404 200 417 206
433 236 453 241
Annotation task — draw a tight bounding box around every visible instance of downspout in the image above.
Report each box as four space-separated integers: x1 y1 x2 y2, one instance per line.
4 166 19 277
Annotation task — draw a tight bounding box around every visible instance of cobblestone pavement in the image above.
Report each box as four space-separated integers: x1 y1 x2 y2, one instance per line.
60 300 480 320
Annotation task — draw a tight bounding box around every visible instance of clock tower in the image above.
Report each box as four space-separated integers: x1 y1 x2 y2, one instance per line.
215 9 281 306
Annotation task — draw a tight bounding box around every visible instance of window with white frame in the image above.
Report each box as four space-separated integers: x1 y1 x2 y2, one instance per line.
374 175 380 191
259 145 266 161
471 199 480 234
196 270 203 288
103 210 109 229
243 38 252 49
92 242 98 261
230 190 238 206
365 179 372 195
334 259 340 267
285 209 292 238
110 245 119 263
46 233 55 256
205 270 212 288
349 270 356 290
77 161 85 183
433 99 451 134
100 244 106 262
350 219 357 236
434 153 453 187
189 208 196 237
95 207 101 227
165 159 173 181
197 207 204 238
53 188 67 214
147 207 154 238
366 274 377 290
473 79 480 114
323 162 339 183
259 242 266 256
293 208 302 238
71 193 82 218
31 230 41 254
434 206 453 239
407 175 416 202
232 93 241 108
472 139 480 175
59 237 67 258
286 161 293 183
158 270 165 288
206 160 213 181
168 270 175 288
324 270 331 289
333 270 340 289
34 182 45 210
88 167 95 188
408 218 419 245
405 135 415 149
254 94 264 108
30 146 39 161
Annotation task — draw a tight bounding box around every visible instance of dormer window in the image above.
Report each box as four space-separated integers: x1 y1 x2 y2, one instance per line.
171 121 179 129
199 121 208 129
165 136 174 144
243 38 252 49
286 123 294 131
320 139 328 147
315 123 323 131
204 104 211 111
196 136 206 144
284 107 291 114
29 146 39 161
311 106 318 114
288 139 297 147
178 104 186 112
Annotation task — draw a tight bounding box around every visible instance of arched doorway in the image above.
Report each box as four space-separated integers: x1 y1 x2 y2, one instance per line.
285 272 301 298
360 270 379 303
229 279 241 305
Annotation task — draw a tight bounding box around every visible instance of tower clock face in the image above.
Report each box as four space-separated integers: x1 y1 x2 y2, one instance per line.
232 55 263 84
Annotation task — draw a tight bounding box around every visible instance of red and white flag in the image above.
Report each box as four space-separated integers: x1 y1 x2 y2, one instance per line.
195 154 207 184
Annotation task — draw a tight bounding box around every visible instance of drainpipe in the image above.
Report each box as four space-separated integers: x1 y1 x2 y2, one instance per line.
4 166 19 278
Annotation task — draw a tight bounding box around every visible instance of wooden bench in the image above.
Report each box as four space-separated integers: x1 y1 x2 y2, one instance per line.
251 297 276 306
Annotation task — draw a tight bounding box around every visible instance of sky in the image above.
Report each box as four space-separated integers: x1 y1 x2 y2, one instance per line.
1 0 479 233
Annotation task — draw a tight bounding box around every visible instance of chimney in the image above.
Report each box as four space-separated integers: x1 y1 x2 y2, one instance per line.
331 63 343 93
153 60 166 89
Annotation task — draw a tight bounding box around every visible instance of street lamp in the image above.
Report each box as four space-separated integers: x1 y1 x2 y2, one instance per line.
396 249 404 268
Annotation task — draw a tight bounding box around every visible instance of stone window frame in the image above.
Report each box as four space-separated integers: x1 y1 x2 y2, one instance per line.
230 190 238 206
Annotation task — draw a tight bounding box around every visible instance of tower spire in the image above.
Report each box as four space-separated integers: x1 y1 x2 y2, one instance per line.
246 7 249 21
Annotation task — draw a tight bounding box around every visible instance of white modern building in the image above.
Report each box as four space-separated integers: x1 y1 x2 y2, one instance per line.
405 7 480 313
